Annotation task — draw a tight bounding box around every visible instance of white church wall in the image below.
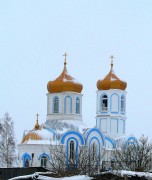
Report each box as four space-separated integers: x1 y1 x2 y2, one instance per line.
100 118 107 133
46 92 83 121
110 93 119 113
18 144 51 167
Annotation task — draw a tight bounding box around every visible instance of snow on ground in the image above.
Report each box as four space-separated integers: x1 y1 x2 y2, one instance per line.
113 170 152 179
9 174 91 180
37 175 91 179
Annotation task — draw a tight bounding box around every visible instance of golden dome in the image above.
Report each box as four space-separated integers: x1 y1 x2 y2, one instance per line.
47 54 83 93
97 57 127 90
21 131 42 144
21 114 41 144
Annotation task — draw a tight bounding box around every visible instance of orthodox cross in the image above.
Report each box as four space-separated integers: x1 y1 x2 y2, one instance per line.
110 55 114 68
36 113 39 121
63 52 68 65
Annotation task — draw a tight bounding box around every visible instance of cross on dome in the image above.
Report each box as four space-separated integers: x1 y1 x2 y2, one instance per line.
110 55 115 68
36 113 39 121
63 52 68 66
34 113 40 130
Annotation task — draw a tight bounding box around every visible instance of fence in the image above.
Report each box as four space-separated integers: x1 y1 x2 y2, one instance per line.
0 167 48 180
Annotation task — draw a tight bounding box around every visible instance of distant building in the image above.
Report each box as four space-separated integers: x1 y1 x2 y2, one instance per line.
18 54 137 167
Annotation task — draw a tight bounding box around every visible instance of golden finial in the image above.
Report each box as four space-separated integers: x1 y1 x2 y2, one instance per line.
63 52 68 66
35 113 40 130
110 55 114 69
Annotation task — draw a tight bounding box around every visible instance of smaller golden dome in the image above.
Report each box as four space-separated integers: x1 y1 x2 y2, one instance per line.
21 131 42 144
47 54 83 93
97 57 127 90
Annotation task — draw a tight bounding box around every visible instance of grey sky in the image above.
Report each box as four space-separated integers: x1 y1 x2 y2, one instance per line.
0 0 152 143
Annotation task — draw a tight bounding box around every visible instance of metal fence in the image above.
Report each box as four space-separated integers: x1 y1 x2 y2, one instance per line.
0 167 48 180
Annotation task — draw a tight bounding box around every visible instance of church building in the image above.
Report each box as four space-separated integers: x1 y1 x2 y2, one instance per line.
18 54 137 168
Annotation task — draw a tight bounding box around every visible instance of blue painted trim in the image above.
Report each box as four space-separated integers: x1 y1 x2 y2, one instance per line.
22 153 31 167
64 96 72 114
44 126 57 141
105 136 116 148
110 118 118 133
52 96 59 113
89 136 100 164
100 93 108 114
66 137 78 167
38 153 50 160
125 136 139 149
126 136 138 144
61 131 85 145
44 126 56 135
86 128 105 146
76 97 80 114
110 93 119 114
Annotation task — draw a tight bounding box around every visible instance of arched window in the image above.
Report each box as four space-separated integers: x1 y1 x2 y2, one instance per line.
53 97 59 113
25 158 29 167
121 95 125 112
22 153 31 167
69 141 75 161
101 95 108 111
92 143 97 161
41 156 47 167
76 97 80 114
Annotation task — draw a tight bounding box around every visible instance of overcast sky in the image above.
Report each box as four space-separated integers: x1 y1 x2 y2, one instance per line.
0 0 152 143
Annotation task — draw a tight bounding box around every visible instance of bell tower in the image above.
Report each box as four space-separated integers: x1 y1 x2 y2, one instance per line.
96 56 127 139
46 53 83 121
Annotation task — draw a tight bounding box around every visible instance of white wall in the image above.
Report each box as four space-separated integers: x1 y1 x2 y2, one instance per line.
46 92 83 121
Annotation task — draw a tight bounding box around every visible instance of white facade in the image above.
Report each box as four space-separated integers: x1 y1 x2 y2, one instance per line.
18 144 51 167
46 92 83 121
18 59 137 169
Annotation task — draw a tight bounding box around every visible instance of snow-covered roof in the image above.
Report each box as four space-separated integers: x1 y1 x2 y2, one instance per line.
21 128 55 145
44 119 88 134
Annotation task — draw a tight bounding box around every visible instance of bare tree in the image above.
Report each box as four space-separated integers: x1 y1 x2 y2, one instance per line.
47 144 106 176
0 113 16 167
112 135 152 172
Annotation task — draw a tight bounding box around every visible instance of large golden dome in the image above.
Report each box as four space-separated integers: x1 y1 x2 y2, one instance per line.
47 54 83 93
97 57 127 90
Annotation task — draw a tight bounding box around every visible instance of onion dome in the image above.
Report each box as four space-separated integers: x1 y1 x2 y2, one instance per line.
21 131 42 144
21 114 41 143
47 53 83 93
97 56 127 90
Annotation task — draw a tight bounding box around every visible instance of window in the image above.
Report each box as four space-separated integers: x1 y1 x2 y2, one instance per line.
91 143 97 161
76 98 80 114
25 158 29 167
53 97 59 113
22 153 31 167
41 156 47 167
69 141 75 161
121 95 125 112
101 95 108 111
